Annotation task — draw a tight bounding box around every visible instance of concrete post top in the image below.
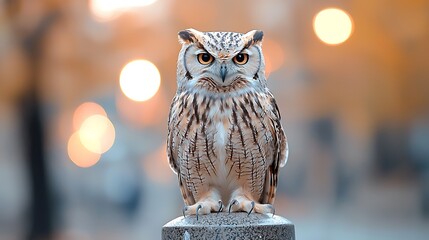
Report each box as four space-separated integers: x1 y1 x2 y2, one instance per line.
162 212 295 240
164 212 293 227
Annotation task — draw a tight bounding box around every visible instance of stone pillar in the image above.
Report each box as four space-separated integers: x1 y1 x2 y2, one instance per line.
162 212 295 240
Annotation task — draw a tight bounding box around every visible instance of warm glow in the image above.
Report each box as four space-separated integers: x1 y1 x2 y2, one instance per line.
313 8 353 45
68 132 101 168
89 0 158 21
73 102 107 131
78 114 115 154
263 38 286 78
119 59 161 102
116 89 167 127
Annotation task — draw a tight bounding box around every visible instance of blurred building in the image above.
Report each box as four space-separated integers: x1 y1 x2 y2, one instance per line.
0 0 428 239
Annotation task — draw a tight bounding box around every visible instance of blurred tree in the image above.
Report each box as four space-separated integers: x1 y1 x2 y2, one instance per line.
4 1 60 239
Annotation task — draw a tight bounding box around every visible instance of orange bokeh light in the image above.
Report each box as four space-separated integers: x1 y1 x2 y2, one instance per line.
263 38 286 78
73 102 107 131
68 132 101 168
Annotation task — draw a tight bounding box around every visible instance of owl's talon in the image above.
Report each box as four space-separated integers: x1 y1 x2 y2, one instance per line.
247 201 255 216
268 204 276 217
228 199 238 214
196 204 202 221
182 206 188 218
217 200 223 214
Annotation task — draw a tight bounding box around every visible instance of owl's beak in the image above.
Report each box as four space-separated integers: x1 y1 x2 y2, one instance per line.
220 63 228 82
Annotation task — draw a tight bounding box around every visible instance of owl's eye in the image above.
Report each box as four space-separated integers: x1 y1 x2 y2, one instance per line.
233 53 249 65
197 53 214 65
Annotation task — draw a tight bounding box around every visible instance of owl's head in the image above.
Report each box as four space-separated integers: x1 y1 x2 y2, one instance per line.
176 29 266 93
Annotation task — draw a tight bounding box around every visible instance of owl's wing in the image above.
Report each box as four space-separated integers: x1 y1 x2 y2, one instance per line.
269 96 288 167
260 93 288 204
167 95 179 174
167 94 197 205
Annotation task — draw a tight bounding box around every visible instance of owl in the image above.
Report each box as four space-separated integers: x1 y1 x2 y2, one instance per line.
167 29 288 219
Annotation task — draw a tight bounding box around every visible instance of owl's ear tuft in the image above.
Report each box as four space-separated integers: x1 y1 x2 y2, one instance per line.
178 28 204 45
243 30 264 47
252 30 264 43
178 30 195 44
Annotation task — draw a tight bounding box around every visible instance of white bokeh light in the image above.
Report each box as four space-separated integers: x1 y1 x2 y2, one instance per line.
119 59 161 102
89 0 158 21
78 114 116 154
313 8 353 45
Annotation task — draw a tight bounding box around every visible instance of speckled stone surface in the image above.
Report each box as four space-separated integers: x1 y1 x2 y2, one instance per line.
162 212 295 240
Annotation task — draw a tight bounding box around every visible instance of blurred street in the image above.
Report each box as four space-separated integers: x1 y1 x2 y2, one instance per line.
0 0 428 239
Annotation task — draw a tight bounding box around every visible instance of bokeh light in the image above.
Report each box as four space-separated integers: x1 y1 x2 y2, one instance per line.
72 102 107 131
119 59 161 102
263 38 286 78
313 8 353 45
89 0 158 21
68 132 101 168
78 114 115 154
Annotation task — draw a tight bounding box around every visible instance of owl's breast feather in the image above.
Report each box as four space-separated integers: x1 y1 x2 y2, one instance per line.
212 105 229 166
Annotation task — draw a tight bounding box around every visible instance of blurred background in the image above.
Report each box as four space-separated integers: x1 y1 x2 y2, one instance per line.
0 0 428 239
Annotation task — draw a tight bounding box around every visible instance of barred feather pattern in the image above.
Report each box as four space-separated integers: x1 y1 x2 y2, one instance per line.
169 29 288 214
167 78 287 206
